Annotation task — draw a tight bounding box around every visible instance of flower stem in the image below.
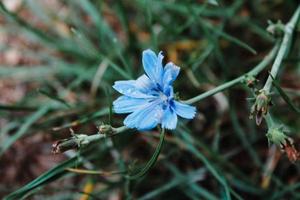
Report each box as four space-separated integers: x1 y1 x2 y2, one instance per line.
262 5 300 94
52 126 129 153
184 42 280 105
264 113 275 128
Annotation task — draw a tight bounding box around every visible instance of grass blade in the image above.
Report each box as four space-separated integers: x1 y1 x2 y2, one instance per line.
38 89 71 108
127 128 165 180
0 105 50 156
3 156 80 200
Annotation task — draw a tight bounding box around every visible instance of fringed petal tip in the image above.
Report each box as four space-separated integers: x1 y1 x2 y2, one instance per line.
173 101 196 119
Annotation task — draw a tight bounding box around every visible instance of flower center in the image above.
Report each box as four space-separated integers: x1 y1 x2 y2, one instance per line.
159 92 168 102
159 92 170 110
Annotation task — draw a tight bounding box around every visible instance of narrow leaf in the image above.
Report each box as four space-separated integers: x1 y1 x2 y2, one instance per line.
127 128 165 180
38 89 71 108
270 74 300 114
0 105 49 156
4 156 81 200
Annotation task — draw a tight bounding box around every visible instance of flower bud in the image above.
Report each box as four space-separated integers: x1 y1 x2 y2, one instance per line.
98 124 115 135
244 75 258 88
250 90 271 125
52 134 89 154
266 127 288 146
267 20 285 38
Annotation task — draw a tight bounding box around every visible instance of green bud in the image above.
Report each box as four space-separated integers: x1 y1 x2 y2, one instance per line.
98 124 115 135
244 75 258 88
267 20 285 38
266 126 288 146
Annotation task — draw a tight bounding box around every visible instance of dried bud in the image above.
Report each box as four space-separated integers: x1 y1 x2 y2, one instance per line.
283 141 299 163
52 139 78 154
52 134 89 154
250 90 271 125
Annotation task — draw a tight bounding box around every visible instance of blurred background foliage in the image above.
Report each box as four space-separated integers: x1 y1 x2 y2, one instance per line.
0 0 300 199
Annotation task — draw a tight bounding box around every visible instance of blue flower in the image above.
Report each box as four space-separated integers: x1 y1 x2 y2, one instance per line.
113 49 196 130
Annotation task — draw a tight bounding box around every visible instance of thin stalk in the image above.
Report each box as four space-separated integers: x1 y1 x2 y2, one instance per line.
126 128 166 180
52 126 129 153
65 168 126 176
184 42 280 104
264 113 275 128
263 5 300 94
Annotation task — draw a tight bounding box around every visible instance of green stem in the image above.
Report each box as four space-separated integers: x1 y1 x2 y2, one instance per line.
52 126 129 153
262 5 300 94
184 43 280 105
264 113 275 128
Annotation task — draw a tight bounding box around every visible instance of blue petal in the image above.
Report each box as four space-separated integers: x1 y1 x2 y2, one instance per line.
113 96 150 113
124 101 162 130
135 74 155 93
161 106 177 129
113 80 153 98
163 85 174 98
163 62 180 88
173 101 196 119
142 49 164 85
